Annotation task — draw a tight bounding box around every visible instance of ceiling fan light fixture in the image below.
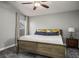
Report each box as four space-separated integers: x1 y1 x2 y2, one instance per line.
21 1 49 10
34 2 40 7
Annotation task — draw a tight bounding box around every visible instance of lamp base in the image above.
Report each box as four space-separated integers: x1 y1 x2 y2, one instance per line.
69 36 74 39
69 32 73 39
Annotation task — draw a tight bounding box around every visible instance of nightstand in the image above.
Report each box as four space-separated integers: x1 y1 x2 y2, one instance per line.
66 38 78 48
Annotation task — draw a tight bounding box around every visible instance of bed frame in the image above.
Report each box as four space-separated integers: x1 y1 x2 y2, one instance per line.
16 29 65 58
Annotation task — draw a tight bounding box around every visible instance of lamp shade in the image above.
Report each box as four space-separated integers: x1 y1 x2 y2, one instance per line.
68 27 75 32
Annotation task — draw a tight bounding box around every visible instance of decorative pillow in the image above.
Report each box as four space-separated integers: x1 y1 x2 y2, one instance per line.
46 32 59 36
46 30 51 32
35 31 46 35
36 29 47 32
50 29 60 32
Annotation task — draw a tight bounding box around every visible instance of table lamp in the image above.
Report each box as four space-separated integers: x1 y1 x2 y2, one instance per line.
68 27 75 39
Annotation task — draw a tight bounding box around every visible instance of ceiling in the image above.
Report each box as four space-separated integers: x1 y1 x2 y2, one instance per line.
9 1 79 16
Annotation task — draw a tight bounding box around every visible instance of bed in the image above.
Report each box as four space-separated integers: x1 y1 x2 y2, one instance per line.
17 29 65 58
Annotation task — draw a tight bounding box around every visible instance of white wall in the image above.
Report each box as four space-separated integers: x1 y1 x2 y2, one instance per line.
30 11 79 40
0 2 25 49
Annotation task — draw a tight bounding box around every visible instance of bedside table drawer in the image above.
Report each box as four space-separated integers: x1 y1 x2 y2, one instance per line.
66 39 78 48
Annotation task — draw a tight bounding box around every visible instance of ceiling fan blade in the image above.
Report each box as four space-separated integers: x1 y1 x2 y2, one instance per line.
22 2 32 4
33 6 37 10
41 1 47 2
41 4 49 8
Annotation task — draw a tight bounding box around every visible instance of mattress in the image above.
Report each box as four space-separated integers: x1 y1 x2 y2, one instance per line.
19 35 63 45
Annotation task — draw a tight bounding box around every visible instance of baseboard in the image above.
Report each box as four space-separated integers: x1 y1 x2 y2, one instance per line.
0 44 15 51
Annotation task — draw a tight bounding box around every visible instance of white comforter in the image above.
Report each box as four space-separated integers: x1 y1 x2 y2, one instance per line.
19 35 63 45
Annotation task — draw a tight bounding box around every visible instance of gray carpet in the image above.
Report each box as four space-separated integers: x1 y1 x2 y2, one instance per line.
0 47 79 58
66 48 79 58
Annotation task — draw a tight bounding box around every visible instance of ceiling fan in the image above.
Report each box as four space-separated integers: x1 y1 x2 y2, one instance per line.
21 1 49 10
